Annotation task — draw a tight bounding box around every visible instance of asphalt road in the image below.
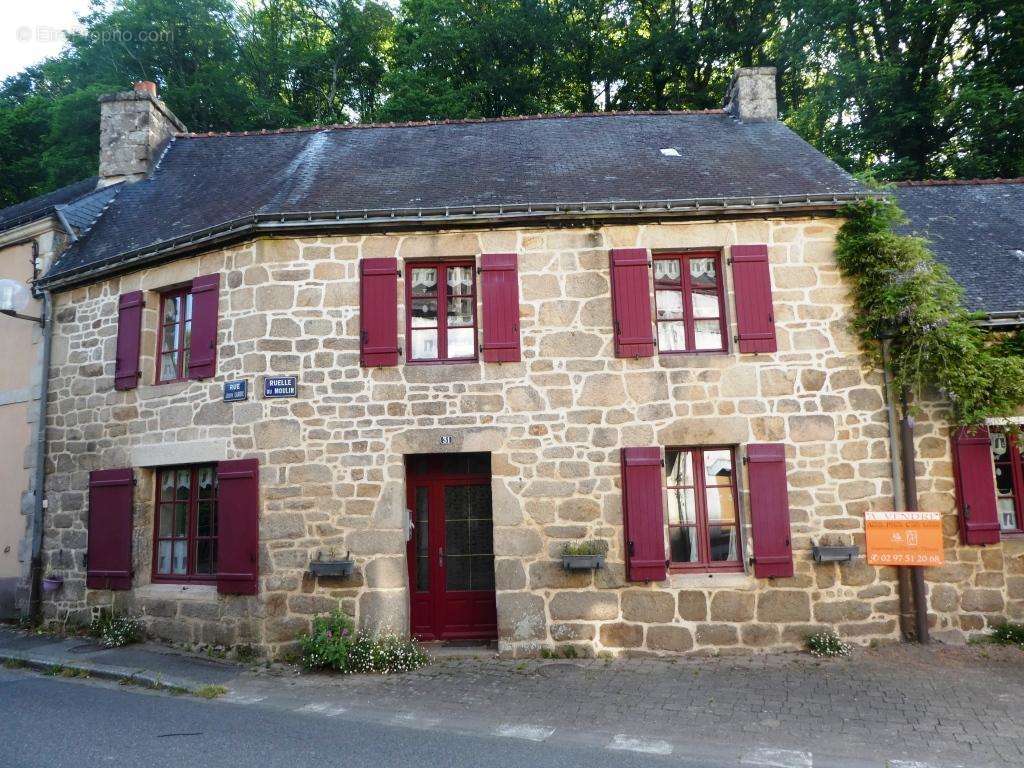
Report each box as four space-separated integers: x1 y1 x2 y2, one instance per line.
0 668 723 768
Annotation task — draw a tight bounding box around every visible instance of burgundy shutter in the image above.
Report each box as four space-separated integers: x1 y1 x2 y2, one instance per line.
731 245 777 353
609 249 655 358
86 468 134 590
621 447 667 581
188 273 220 380
746 443 794 578
216 458 260 595
360 258 399 367
480 253 521 362
951 426 1000 545
113 291 144 391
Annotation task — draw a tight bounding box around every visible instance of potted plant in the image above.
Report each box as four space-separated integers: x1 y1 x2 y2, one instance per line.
41 574 64 592
308 549 355 578
561 540 608 571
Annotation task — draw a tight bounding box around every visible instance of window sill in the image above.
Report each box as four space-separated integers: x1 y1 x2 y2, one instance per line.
137 380 191 400
134 583 217 601
657 349 729 357
668 570 753 589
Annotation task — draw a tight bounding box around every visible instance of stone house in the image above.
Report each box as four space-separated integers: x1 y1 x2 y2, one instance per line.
10 72 1023 656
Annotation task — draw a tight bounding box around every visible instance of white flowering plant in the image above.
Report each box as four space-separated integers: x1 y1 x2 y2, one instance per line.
89 611 143 648
299 610 428 674
805 631 852 658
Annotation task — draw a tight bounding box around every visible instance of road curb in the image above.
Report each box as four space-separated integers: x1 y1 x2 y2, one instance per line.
1 651 197 693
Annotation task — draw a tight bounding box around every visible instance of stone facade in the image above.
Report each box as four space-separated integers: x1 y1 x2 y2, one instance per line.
97 83 186 187
38 214 1023 657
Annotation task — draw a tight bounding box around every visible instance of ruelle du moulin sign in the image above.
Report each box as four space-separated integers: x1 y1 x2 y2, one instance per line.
864 511 944 567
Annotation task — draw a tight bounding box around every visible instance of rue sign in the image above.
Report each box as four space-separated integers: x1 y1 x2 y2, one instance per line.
223 380 248 402
264 376 298 399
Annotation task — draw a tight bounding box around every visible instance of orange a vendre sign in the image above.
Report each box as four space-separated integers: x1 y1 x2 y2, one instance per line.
865 511 944 567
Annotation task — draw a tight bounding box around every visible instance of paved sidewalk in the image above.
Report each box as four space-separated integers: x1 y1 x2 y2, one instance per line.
3 625 1023 767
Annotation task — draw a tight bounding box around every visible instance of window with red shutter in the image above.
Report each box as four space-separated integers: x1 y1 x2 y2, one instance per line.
360 258 400 367
609 249 655 358
216 459 259 595
730 245 777 353
480 253 520 363
952 426 1001 545
114 292 144 391
87 468 134 590
188 273 220 380
746 443 794 578
621 447 667 581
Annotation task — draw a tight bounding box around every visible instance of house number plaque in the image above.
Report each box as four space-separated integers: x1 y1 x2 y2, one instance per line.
439 435 454 445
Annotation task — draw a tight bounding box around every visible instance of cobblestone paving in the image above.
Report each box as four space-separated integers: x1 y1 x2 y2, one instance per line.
277 644 1024 766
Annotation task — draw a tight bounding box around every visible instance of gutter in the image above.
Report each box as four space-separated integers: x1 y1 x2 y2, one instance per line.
40 191 880 291
979 311 1024 329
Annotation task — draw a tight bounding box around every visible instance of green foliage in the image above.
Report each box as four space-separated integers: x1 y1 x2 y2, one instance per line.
835 196 1024 426
560 539 609 556
989 623 1024 647
805 631 851 658
194 684 228 699
299 610 428 674
88 611 144 648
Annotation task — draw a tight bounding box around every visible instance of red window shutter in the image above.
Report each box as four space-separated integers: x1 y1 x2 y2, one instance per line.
747 443 794 578
114 291 144 391
216 458 260 595
951 426 1000 545
188 273 220 380
86 468 134 590
360 258 399 367
731 245 777 353
621 447 667 582
609 249 655 358
480 253 521 362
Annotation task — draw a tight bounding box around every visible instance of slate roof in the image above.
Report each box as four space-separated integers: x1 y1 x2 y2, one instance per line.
895 179 1024 315
0 177 102 234
40 112 871 288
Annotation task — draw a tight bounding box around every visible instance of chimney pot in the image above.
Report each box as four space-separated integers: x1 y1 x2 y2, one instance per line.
723 67 777 122
133 80 157 97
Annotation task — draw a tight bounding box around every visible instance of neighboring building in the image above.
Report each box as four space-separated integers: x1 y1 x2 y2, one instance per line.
0 177 118 617
9 72 1022 656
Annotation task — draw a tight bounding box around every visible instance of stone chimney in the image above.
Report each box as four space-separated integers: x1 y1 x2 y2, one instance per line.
97 81 187 187
723 67 777 122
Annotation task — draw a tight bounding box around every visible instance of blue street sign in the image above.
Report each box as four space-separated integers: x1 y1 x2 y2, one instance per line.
223 380 248 402
264 376 297 398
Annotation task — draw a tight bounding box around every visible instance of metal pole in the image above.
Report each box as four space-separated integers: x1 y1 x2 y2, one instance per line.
900 389 930 644
880 339 915 640
27 290 53 624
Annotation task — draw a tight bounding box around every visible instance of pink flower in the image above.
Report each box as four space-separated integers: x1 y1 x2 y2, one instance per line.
326 630 333 638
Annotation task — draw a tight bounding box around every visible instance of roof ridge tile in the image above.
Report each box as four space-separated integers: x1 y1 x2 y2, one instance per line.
176 109 727 139
896 177 1024 187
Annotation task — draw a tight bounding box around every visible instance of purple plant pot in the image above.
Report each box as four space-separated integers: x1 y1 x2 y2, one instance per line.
41 577 64 593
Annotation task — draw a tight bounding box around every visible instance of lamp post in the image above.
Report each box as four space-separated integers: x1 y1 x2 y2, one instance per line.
0 279 43 324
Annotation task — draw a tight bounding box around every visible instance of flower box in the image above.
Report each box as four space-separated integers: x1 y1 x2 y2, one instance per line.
41 576 64 593
308 560 355 578
561 554 605 571
811 545 859 564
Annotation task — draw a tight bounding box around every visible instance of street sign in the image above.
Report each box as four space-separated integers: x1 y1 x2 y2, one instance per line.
223 380 248 402
264 376 297 398
865 511 944 567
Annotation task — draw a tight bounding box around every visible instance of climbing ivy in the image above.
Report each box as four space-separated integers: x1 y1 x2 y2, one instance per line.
835 196 1024 427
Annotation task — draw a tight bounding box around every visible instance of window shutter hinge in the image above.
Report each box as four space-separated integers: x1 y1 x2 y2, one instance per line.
742 456 749 465
727 257 733 265
733 335 740 344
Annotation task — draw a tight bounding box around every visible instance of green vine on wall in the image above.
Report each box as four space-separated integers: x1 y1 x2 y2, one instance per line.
835 196 1024 427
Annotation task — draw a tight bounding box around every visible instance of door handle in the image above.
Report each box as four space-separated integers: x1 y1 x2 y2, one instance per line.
438 547 444 568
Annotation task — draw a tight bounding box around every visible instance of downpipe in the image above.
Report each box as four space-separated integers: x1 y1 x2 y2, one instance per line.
900 388 931 644
27 289 53 625
880 339 916 641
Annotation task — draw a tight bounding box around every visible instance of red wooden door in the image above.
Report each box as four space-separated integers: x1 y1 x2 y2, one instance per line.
407 455 496 641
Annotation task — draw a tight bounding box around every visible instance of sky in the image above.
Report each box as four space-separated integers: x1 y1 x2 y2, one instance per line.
0 1 91 80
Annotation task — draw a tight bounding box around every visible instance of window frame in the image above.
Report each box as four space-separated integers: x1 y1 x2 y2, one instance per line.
664 445 744 573
155 286 193 384
653 250 728 355
404 259 479 365
151 464 219 585
991 429 1024 536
